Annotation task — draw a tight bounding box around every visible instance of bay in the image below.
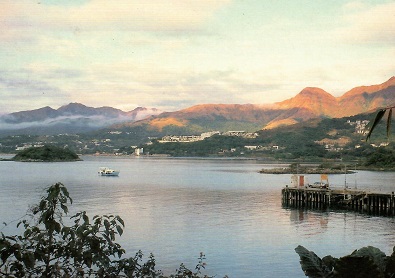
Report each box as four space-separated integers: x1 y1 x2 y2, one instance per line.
0 155 395 277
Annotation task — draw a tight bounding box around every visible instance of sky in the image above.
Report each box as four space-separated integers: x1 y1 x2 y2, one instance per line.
1 0 395 113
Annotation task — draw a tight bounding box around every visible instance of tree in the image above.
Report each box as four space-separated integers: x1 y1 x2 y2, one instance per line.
0 183 219 277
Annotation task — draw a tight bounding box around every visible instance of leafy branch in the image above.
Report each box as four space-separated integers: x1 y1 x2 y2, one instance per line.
0 183 224 277
366 105 395 141
295 245 395 278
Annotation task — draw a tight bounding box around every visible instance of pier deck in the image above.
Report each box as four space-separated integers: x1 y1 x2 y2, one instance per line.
282 186 395 215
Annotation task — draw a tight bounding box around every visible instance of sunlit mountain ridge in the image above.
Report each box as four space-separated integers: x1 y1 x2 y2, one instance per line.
119 76 395 132
1 76 394 137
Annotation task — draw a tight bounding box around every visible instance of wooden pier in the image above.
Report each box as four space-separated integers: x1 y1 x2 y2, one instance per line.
282 186 395 215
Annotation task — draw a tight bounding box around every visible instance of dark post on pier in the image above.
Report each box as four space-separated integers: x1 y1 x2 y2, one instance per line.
282 184 395 216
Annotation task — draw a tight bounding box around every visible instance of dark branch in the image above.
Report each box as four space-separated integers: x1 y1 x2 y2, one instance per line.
366 106 395 141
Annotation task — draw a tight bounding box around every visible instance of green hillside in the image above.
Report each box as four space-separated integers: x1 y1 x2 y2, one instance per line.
137 112 395 167
13 145 81 162
1 111 394 168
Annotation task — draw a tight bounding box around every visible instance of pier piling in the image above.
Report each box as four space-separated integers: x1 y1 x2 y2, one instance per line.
282 186 395 215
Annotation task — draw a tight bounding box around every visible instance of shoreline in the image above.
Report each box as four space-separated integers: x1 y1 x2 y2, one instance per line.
259 167 356 174
1 153 395 171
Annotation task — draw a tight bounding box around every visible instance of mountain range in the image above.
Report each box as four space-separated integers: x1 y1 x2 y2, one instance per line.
0 103 161 137
1 76 394 138
114 76 395 133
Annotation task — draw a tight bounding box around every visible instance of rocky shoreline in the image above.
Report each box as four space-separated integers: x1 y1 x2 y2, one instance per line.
259 167 355 174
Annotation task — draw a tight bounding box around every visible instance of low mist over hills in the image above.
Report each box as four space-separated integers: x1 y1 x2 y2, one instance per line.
1 76 394 138
0 103 161 137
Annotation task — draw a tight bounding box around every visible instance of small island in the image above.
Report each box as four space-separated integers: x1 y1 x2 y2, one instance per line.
12 145 81 162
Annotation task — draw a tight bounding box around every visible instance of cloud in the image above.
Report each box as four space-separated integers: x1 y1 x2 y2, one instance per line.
0 106 163 134
0 1 229 71
0 68 72 113
1 0 230 38
337 2 395 44
15 60 274 111
0 115 96 130
67 64 254 109
1 1 393 115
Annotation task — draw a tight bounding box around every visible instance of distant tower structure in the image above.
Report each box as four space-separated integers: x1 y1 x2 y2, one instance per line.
134 148 143 156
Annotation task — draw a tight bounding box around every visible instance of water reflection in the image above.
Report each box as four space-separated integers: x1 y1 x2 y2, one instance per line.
288 208 329 236
1 157 395 277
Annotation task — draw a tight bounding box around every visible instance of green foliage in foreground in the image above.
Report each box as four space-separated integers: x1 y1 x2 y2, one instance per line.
295 245 395 278
0 183 223 277
13 145 80 162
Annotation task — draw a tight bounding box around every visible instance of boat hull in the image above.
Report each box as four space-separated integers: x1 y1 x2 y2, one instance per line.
100 171 119 176
98 167 120 176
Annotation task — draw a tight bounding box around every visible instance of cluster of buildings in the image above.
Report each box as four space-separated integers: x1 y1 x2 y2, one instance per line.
158 131 258 143
346 119 370 134
15 144 44 151
316 119 390 152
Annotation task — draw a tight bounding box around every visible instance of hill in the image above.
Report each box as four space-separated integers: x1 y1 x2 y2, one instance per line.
138 111 394 163
1 108 393 160
112 76 395 134
12 145 81 162
0 103 162 137
1 76 394 140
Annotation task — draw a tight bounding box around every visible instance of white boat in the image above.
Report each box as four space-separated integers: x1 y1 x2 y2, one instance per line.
98 167 120 176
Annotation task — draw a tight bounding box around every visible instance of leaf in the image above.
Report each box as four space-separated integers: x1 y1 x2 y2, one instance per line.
116 216 125 227
22 252 35 268
104 219 110 231
116 225 123 236
103 233 111 244
82 213 89 224
61 203 68 214
322 255 337 273
61 185 73 204
54 221 61 233
385 250 395 277
334 255 382 278
83 251 93 268
387 108 392 138
366 109 386 141
350 246 387 275
39 200 47 211
295 245 330 278
1 248 12 262
13 247 22 261
76 225 85 236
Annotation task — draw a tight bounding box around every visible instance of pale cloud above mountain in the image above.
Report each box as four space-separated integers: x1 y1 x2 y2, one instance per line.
0 0 230 34
338 1 395 44
0 0 394 113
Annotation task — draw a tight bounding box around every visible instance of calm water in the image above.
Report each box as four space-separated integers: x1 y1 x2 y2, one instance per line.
1 156 395 277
